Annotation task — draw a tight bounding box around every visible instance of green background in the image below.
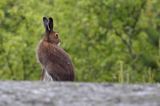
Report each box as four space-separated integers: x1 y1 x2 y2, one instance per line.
0 0 159 83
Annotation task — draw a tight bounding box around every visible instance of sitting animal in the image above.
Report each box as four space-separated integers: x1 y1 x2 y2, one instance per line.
36 17 75 81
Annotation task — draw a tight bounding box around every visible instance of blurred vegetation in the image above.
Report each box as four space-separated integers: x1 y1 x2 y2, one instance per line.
0 0 159 83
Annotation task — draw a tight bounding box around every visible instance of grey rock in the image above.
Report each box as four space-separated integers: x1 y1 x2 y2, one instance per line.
0 81 160 106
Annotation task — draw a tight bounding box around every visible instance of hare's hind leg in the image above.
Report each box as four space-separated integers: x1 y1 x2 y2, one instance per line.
40 68 45 80
43 69 53 81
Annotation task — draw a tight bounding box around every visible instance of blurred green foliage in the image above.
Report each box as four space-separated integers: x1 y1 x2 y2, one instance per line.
0 0 159 82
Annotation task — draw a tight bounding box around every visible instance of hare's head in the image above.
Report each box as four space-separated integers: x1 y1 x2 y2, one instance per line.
43 17 60 45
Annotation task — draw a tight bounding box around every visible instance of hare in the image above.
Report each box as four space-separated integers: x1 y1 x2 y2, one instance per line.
36 17 74 81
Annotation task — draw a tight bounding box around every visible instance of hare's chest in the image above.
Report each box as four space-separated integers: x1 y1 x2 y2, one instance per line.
36 43 48 65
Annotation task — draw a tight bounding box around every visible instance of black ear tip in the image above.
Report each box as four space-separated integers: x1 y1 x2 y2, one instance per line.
49 17 53 21
43 17 48 21
43 16 47 19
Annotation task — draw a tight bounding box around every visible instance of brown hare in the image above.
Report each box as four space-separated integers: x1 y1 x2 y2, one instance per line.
37 17 74 81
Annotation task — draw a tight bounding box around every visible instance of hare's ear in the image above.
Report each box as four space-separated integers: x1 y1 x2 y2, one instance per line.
48 17 53 32
43 17 49 32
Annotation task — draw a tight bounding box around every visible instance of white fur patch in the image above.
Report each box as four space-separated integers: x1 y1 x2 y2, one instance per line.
43 70 53 81
57 42 61 46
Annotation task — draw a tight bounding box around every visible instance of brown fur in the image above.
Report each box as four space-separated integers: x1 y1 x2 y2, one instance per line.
36 17 74 81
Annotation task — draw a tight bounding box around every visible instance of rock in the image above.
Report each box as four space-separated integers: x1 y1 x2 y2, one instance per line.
0 81 160 106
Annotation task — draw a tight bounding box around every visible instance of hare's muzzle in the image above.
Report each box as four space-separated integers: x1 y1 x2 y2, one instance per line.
57 40 61 46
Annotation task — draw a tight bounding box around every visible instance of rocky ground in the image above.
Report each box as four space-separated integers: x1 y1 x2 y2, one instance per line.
0 81 160 106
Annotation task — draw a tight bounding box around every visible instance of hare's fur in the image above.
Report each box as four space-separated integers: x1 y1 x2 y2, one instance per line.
36 17 74 81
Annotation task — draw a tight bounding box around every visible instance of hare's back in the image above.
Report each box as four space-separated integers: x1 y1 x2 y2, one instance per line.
46 62 74 81
39 43 74 80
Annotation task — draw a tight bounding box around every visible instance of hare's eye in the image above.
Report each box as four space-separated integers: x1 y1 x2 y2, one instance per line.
55 33 58 38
